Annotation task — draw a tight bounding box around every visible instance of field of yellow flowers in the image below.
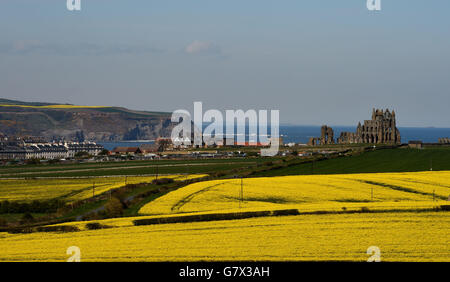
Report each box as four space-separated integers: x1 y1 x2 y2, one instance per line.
1 171 449 262
1 211 448 261
0 174 205 203
139 171 450 215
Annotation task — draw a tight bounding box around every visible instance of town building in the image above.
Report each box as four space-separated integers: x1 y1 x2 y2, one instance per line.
0 140 104 160
408 140 423 149
66 142 104 158
139 144 163 154
111 147 142 155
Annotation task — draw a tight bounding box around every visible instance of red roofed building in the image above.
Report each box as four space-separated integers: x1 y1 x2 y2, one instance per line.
111 147 142 155
234 141 270 147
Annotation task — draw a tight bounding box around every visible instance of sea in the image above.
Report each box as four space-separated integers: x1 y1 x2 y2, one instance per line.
97 126 450 150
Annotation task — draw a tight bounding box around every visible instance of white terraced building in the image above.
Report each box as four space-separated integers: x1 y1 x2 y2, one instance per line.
0 142 104 160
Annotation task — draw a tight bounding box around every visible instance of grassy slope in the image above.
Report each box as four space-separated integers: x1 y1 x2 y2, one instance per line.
253 148 450 177
0 158 268 178
0 98 57 106
5 147 449 178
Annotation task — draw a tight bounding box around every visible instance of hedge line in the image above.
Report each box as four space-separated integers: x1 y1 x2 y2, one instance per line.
133 209 300 226
8 224 80 234
0 200 65 214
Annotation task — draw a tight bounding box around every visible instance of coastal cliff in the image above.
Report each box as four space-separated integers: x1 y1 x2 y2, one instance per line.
0 99 174 141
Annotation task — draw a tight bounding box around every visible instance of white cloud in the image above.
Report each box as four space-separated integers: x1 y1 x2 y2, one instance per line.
185 40 221 55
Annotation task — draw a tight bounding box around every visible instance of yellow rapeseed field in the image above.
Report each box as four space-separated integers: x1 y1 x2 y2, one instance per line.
0 211 448 262
1 171 448 262
139 171 450 215
0 174 206 203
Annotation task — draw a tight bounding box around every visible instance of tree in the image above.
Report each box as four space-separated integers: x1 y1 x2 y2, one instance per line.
104 197 123 218
75 151 89 158
20 213 35 224
0 217 7 227
25 158 40 165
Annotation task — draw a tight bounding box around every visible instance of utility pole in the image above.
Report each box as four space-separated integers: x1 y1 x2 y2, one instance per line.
125 176 128 185
240 177 244 208
92 181 95 198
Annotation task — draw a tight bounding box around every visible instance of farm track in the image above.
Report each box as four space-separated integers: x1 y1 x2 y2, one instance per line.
357 179 447 200
171 182 231 212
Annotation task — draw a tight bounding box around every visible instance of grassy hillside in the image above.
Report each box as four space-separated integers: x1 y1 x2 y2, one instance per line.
0 98 58 107
0 158 267 178
3 147 449 178
253 147 450 177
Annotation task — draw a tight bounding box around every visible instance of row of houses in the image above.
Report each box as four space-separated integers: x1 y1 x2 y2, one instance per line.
0 142 104 160
171 137 284 148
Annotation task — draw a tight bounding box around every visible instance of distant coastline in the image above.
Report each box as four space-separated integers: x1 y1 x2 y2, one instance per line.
98 126 450 150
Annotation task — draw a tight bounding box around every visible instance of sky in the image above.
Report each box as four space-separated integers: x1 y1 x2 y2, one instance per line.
0 0 449 127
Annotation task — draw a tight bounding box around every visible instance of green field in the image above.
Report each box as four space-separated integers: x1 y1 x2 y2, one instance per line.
3 147 449 179
252 148 450 177
0 158 267 178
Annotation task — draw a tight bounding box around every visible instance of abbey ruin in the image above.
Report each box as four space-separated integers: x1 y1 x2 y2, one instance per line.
308 108 401 145
308 125 335 146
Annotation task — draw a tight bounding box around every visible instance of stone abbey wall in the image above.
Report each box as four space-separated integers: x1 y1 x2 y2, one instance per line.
338 109 401 144
308 108 401 145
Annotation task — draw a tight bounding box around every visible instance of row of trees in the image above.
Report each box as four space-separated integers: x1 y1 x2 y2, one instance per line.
0 200 64 214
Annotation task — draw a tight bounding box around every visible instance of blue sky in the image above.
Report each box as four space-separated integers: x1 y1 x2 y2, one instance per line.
1 0 449 127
